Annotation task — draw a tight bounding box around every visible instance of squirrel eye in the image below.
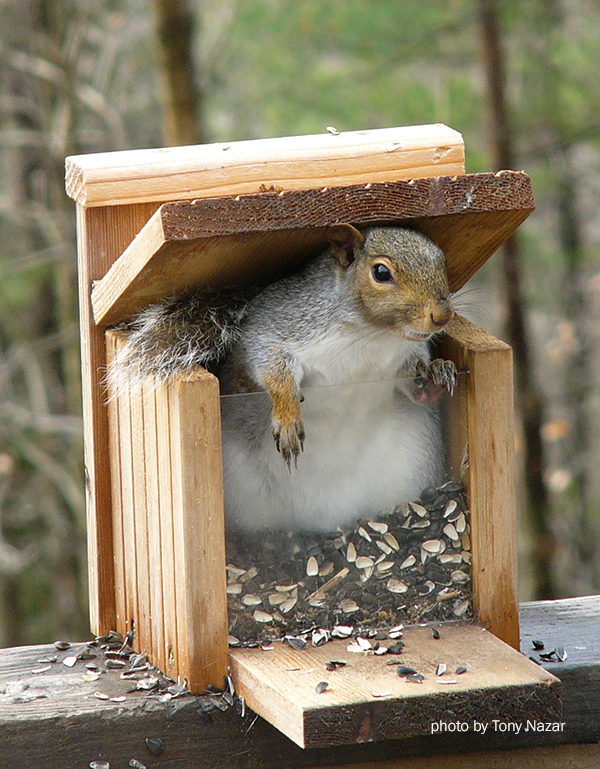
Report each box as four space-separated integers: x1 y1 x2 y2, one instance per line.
372 263 394 283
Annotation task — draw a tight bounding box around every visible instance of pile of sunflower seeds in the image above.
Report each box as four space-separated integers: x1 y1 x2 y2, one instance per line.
226 480 472 646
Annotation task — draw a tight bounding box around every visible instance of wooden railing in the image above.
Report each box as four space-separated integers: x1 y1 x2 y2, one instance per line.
0 595 598 768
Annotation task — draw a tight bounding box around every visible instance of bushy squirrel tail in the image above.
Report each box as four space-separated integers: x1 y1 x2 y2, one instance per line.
107 289 249 397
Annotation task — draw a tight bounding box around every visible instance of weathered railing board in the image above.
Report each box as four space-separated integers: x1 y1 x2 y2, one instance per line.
0 597 599 768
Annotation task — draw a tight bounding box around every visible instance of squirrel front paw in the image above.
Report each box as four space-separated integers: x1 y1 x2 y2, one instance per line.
272 415 305 469
412 358 458 404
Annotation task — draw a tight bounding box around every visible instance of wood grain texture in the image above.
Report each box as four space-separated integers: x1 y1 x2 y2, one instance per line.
65 124 465 207
91 171 534 326
76 202 160 635
0 596 598 768
230 624 558 749
167 370 229 692
440 316 519 650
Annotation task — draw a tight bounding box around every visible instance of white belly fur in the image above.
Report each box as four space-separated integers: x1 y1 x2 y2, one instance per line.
221 376 446 532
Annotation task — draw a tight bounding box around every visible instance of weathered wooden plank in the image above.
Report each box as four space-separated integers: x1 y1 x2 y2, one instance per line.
65 124 465 207
440 316 519 650
230 623 558 749
90 172 534 326
0 596 599 768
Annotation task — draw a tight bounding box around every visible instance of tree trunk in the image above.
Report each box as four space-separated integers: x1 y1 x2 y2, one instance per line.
478 0 555 599
153 0 204 146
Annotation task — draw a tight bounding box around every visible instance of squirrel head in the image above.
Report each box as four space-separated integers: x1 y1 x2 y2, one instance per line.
327 224 454 339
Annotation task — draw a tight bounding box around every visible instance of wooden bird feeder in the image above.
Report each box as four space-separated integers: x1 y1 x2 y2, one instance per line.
66 125 560 749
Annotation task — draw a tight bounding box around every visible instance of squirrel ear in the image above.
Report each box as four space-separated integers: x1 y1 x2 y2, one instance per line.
327 224 365 268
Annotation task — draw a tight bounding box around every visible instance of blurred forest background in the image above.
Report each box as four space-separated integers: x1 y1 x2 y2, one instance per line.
1 0 600 646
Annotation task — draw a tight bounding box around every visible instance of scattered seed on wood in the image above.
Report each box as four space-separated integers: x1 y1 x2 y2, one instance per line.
31 665 52 674
438 679 458 685
285 636 307 651
54 641 70 651
396 665 418 677
556 646 568 661
105 659 126 669
371 691 392 698
145 738 164 756
532 639 545 650
432 627 441 639
406 673 425 683
455 665 467 674
63 656 78 668
315 681 329 694
94 692 109 700
435 663 447 676
387 642 405 654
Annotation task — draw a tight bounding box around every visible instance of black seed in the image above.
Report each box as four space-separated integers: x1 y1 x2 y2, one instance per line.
455 665 467 674
406 673 425 683
315 681 329 694
387 642 405 654
532 639 545 650
54 641 70 651
325 662 336 671
539 650 557 661
286 636 307 651
329 659 347 667
397 666 419 677
432 628 441 639
529 656 542 665
145 738 164 756
205 683 222 694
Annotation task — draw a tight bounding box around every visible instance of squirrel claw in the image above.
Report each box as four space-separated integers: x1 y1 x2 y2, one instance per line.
413 358 457 404
271 417 305 469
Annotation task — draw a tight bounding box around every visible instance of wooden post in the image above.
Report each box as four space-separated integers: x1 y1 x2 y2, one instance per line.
440 315 519 649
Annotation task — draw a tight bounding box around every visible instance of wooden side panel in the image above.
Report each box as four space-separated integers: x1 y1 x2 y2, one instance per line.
76 202 160 635
440 316 519 649
168 371 229 692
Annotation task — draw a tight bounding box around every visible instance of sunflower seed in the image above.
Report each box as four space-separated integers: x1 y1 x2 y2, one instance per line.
368 521 388 535
286 636 307 650
226 583 242 595
410 502 428 518
356 556 374 570
443 523 459 541
439 553 462 564
306 556 319 576
376 540 393 555
54 641 71 651
319 561 334 577
356 637 372 650
384 532 400 550
358 526 372 542
275 584 298 592
453 599 470 617
253 610 273 623
371 691 392 698
451 570 471 584
280 597 297 613
556 646 568 661
268 593 287 606
339 598 360 613
332 625 353 638
443 500 458 518
397 665 418 677
436 663 447 676
438 679 458 685
387 578 408 594
346 542 357 563
312 629 329 646
239 566 258 583
423 539 445 554
399 554 416 569
377 561 394 573
243 594 262 606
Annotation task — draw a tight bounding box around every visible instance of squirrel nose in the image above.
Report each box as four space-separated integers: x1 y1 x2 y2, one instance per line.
430 302 454 328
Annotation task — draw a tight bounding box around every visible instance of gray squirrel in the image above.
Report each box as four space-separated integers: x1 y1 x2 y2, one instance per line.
110 224 457 532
